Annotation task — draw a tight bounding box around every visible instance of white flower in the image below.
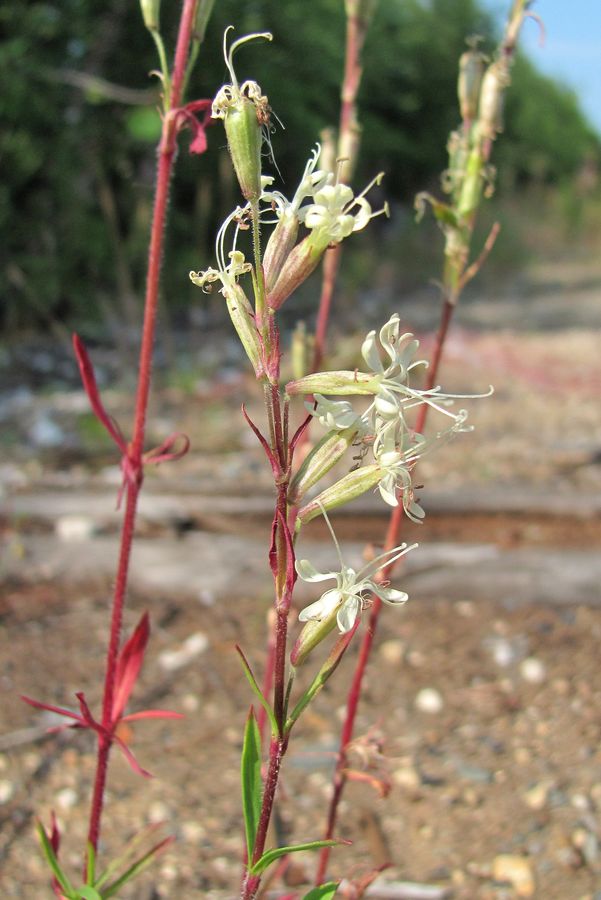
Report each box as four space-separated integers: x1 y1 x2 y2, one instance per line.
374 409 471 518
261 145 332 224
361 313 492 425
189 207 252 296
308 394 366 432
299 174 388 244
296 511 416 633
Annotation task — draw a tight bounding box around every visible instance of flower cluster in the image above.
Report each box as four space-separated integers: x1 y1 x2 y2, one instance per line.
288 314 489 521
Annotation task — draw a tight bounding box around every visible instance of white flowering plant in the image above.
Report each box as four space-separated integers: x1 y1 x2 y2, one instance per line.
186 25 495 900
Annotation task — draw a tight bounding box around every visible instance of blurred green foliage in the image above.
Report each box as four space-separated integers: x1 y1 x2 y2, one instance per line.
1 0 598 333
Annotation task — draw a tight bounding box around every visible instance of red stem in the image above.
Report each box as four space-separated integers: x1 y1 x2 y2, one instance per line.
86 0 199 860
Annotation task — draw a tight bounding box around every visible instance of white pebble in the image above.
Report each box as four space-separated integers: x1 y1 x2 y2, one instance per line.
379 639 405 666
181 693 200 712
520 657 546 684
55 515 96 541
158 632 208 671
415 687 444 714
148 801 170 823
55 787 78 810
0 780 14 803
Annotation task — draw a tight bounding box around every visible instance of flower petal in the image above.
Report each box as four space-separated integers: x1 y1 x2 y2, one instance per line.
361 330 383 373
295 559 336 583
379 314 401 365
372 585 408 605
378 474 399 507
298 589 341 622
336 597 360 633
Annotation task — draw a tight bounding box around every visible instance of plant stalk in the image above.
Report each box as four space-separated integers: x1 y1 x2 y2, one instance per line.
86 0 199 862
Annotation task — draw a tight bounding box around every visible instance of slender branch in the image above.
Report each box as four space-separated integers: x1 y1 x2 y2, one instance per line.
85 0 200 862
315 5 528 879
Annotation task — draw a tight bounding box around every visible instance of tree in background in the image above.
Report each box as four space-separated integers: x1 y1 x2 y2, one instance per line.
1 0 598 332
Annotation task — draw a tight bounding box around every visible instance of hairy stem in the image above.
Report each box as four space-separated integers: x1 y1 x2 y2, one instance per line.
86 0 199 863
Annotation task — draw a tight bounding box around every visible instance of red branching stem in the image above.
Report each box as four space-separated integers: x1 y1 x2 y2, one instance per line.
312 6 366 372
86 0 199 860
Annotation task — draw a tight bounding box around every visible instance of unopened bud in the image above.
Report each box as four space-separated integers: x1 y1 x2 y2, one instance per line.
458 47 485 121
192 0 215 43
296 464 382 529
224 284 263 376
263 212 299 293
287 370 377 397
289 426 360 505
212 31 273 202
478 61 508 140
267 233 326 311
140 0 160 31
222 92 264 202
290 614 338 667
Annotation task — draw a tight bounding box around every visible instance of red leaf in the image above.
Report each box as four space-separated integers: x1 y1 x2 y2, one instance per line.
72 334 126 452
112 613 150 723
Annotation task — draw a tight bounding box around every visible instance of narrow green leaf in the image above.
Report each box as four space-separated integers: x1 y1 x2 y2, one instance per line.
78 887 103 900
302 883 339 900
241 705 263 862
102 837 172 898
250 839 341 876
36 821 76 897
236 645 279 737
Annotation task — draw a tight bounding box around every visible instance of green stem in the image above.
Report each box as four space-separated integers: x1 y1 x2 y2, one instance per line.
150 30 172 109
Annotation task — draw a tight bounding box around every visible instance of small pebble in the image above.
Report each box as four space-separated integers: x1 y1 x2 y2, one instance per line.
55 787 78 810
181 693 200 712
0 780 14 803
415 687 444 714
393 764 422 797
379 639 405 666
523 781 552 811
148 801 170 823
158 631 208 671
520 657 547 684
181 820 206 844
55 515 96 541
492 854 535 896
571 792 592 811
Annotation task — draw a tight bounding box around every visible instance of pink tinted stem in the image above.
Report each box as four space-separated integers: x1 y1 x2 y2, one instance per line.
86 0 199 859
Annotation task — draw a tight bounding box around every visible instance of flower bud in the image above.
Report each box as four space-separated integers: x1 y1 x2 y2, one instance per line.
290 613 338 667
220 92 264 202
289 426 360 505
140 0 160 31
296 464 382 529
192 0 215 43
224 284 263 376
458 47 485 121
478 61 508 140
267 232 326 310
212 31 272 202
263 211 299 293
287 370 377 397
